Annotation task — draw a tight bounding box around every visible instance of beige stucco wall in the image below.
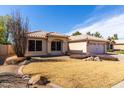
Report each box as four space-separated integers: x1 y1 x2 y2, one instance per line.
87 41 106 54
114 44 124 50
69 41 107 54
25 38 47 56
69 41 87 53
25 36 68 56
47 36 68 55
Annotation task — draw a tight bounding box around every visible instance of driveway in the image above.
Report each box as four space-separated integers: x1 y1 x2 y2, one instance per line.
111 54 124 62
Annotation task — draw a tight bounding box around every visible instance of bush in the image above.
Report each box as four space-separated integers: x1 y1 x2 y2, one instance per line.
26 56 31 60
107 49 113 52
118 50 124 54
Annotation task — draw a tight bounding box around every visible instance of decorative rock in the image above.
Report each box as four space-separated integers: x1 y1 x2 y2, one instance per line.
4 56 25 65
28 74 41 85
19 60 30 65
38 77 49 85
25 57 31 61
28 74 49 86
22 75 30 80
85 56 94 61
94 57 102 61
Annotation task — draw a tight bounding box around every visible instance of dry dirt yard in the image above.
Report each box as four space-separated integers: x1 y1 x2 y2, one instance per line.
22 56 124 88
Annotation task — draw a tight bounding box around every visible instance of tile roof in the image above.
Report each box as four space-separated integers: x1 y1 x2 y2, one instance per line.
69 34 108 42
27 30 67 38
28 30 108 42
28 31 47 38
47 32 67 37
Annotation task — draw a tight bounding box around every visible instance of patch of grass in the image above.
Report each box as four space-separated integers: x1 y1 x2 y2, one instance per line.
108 50 124 54
116 50 124 54
22 57 124 88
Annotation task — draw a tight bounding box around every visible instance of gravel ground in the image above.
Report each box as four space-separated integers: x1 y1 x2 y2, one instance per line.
0 73 28 88
0 65 50 88
0 72 51 88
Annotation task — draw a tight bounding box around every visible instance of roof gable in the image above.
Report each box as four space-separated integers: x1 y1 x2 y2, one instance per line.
27 30 68 38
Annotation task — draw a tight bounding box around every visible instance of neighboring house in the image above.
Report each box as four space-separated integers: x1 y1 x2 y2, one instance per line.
25 30 109 56
107 40 114 51
69 35 109 54
113 40 124 50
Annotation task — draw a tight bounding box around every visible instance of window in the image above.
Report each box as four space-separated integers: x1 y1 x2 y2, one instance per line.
28 40 35 51
57 42 61 51
28 40 42 51
51 41 56 51
36 41 42 51
51 41 61 51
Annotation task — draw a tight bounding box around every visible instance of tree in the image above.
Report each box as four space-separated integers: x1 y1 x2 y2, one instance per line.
93 32 103 38
72 31 82 36
86 31 103 38
6 11 29 57
113 34 118 40
0 18 5 44
86 31 93 36
0 15 10 44
107 34 118 41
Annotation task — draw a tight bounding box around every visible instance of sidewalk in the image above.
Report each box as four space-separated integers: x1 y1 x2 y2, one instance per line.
112 81 124 88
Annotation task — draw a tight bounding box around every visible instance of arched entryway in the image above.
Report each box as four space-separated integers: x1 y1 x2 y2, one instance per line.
51 40 62 52
47 38 68 56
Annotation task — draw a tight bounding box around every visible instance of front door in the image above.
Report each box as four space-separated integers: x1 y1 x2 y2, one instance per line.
51 40 62 55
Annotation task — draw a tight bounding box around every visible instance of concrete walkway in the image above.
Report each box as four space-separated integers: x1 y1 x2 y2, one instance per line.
0 65 20 75
111 54 124 88
112 81 124 88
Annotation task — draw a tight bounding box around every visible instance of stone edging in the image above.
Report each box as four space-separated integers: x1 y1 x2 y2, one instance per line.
17 65 61 88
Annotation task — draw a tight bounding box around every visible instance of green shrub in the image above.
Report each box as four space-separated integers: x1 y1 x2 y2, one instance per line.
118 50 124 54
107 49 113 52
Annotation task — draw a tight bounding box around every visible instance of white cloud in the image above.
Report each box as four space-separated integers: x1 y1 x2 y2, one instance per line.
69 14 124 39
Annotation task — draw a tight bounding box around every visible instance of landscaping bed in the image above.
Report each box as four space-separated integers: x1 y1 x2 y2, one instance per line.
70 54 119 61
0 73 28 88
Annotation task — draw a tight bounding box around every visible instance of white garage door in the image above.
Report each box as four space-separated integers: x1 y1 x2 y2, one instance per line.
88 43 105 54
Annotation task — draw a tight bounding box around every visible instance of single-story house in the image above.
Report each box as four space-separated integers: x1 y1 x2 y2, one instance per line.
113 40 124 50
69 35 109 54
25 31 68 56
25 30 109 56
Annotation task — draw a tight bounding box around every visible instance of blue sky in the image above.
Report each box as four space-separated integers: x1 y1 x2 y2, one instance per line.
0 5 124 39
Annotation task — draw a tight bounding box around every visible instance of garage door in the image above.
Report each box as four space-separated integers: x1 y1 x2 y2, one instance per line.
88 43 105 54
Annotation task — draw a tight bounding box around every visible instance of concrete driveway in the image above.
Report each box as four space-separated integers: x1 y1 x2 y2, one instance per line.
111 54 124 61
